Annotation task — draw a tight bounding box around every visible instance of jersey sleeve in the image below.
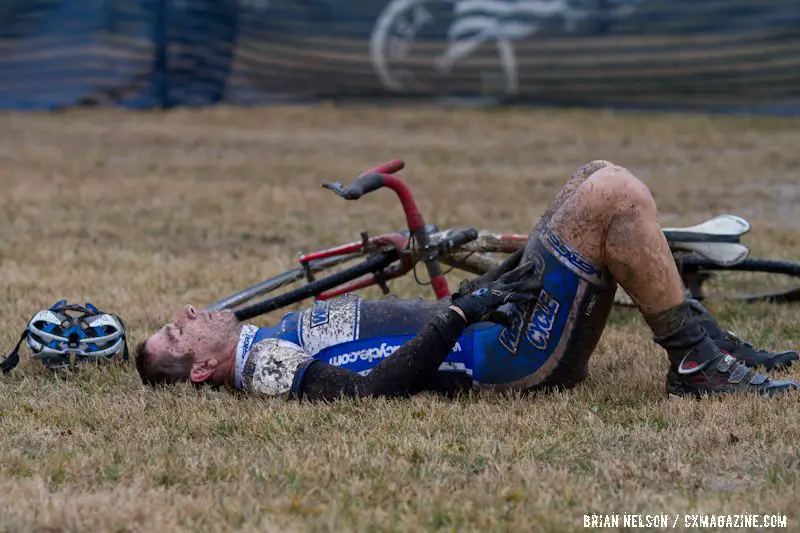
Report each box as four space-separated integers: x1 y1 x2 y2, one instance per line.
291 308 469 401
239 338 312 397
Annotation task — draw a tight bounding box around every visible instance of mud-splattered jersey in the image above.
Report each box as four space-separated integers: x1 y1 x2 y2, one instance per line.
233 293 486 397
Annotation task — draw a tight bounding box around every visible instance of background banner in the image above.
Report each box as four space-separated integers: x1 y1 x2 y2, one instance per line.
2 0 799 113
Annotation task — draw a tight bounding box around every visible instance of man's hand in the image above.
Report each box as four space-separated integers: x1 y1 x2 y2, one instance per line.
450 261 541 325
456 248 524 296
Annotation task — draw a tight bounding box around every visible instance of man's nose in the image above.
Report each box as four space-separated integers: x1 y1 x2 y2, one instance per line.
174 305 197 325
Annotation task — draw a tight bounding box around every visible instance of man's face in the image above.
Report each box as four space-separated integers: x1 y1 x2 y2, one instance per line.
146 305 241 368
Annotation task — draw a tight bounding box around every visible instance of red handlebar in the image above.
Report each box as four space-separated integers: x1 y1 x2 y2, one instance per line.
361 159 405 176
336 160 424 233
378 175 425 232
332 160 450 299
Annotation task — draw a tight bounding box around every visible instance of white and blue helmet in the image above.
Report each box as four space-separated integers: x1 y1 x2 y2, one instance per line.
1 300 129 373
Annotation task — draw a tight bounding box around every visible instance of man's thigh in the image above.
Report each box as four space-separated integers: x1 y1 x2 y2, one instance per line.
471 223 616 390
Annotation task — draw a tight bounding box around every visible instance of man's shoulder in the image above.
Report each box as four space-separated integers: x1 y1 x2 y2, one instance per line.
239 335 311 397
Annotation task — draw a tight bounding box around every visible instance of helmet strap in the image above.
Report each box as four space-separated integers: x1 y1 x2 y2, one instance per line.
1 330 28 374
111 313 130 362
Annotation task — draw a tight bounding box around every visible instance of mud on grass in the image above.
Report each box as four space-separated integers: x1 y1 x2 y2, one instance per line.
1 105 800 532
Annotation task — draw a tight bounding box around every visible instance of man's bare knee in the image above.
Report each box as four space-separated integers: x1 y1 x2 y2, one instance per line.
547 163 658 265
585 165 656 217
571 159 615 183
533 160 618 233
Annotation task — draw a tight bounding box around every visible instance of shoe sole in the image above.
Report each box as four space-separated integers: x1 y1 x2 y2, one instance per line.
667 386 797 398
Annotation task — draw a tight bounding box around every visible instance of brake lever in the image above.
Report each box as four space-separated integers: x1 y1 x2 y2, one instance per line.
322 182 353 199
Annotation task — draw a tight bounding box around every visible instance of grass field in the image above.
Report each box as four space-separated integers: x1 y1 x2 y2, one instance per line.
1 105 800 532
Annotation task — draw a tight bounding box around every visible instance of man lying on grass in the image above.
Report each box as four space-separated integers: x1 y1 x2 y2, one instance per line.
136 160 799 400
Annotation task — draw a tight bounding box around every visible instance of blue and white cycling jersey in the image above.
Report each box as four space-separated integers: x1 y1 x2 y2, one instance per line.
234 294 476 396
234 225 616 397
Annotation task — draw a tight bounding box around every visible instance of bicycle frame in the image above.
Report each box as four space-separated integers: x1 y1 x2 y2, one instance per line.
299 232 416 301
299 229 529 302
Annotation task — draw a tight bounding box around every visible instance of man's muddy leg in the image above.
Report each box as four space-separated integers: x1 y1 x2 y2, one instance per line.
539 163 799 397
547 163 684 314
462 160 617 291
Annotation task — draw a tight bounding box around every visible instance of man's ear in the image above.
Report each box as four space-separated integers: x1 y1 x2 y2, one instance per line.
190 358 218 383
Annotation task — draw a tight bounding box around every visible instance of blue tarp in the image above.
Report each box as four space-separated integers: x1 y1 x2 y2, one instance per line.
1 0 799 113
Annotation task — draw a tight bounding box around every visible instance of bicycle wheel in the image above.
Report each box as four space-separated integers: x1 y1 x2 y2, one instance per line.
677 257 800 304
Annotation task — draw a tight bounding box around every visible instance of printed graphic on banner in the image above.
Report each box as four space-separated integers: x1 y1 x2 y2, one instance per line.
371 0 645 96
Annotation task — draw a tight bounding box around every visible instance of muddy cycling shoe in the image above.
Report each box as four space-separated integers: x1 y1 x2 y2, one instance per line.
650 304 798 397
665 337 799 398
687 298 799 370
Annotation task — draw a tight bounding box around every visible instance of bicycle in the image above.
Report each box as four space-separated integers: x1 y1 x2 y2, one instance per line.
206 160 800 321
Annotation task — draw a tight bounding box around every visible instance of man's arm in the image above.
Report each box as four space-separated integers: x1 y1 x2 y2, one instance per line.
290 261 541 401
291 307 468 401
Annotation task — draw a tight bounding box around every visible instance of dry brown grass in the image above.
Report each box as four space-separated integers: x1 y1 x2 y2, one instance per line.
1 105 800 532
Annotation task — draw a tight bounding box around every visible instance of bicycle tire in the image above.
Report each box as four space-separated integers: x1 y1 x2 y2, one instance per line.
232 250 400 321
677 257 800 304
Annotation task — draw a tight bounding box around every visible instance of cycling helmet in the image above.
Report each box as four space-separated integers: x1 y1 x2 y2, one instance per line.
1 300 129 373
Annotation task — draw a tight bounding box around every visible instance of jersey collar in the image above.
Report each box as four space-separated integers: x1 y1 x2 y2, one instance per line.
234 324 259 389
